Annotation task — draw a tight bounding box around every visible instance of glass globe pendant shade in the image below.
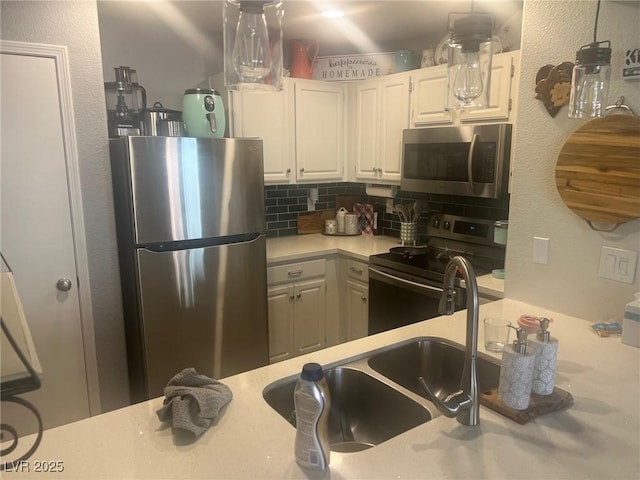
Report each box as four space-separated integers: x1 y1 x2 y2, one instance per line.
224 0 283 91
568 41 611 118
446 14 493 110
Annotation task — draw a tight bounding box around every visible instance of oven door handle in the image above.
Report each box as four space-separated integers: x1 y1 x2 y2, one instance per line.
369 267 444 294
467 133 479 190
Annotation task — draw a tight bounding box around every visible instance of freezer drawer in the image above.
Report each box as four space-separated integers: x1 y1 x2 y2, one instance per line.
135 235 269 399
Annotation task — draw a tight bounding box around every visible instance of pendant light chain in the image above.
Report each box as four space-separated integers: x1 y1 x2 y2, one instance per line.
593 0 601 43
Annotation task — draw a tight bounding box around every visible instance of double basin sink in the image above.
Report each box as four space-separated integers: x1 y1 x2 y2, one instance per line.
263 337 500 453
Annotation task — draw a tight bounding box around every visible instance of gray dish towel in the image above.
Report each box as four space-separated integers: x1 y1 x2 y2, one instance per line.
156 368 233 437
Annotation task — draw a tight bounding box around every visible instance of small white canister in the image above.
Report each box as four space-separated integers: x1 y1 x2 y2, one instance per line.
494 220 508 245
325 219 337 234
336 207 348 233
345 213 359 235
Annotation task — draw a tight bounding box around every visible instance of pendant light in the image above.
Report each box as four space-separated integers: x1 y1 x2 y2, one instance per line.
224 0 284 91
446 10 494 110
568 0 611 118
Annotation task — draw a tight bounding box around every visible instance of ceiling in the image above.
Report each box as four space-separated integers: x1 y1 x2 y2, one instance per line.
97 0 524 55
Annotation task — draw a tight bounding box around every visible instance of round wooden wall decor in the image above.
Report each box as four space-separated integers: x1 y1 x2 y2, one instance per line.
556 115 640 228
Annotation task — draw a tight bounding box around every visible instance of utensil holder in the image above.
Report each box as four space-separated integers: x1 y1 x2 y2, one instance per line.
400 222 417 246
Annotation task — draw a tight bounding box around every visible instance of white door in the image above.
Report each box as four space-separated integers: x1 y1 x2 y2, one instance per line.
1 45 95 431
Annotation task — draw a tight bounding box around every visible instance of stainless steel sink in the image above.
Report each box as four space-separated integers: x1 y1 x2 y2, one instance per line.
263 336 501 453
367 337 501 401
262 366 432 452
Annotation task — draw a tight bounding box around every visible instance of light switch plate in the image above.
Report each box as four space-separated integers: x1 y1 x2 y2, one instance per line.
533 237 550 264
599 247 638 284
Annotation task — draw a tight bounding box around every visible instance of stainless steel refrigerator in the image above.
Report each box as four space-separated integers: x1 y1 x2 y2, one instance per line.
110 136 269 402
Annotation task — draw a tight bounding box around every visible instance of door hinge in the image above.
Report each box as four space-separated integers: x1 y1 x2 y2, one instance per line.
508 98 513 111
510 64 515 78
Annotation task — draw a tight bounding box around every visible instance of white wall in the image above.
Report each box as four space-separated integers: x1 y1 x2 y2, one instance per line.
506 0 640 321
0 1 130 412
97 0 222 111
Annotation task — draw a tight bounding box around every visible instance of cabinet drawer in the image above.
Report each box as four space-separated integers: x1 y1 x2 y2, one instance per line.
346 259 369 283
268 258 326 284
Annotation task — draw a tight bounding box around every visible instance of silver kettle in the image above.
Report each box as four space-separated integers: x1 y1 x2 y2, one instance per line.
182 88 226 138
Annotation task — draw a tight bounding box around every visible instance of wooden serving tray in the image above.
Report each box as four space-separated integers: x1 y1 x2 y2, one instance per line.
555 115 640 226
480 387 573 424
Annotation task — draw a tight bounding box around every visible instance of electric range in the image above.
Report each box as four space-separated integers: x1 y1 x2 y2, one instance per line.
367 213 505 335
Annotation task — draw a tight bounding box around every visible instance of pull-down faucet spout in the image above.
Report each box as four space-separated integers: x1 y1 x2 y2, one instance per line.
419 255 480 426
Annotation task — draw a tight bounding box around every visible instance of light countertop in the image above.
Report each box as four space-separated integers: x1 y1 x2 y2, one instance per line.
10 299 639 479
266 233 504 299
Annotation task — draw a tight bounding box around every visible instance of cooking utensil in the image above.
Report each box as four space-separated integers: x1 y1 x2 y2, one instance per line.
413 200 424 220
142 101 182 136
394 204 407 222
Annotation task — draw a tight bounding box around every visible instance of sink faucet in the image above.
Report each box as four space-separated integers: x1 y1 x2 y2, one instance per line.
418 255 480 426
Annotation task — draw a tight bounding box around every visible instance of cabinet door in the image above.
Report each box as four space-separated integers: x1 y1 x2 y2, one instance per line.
345 279 368 341
294 80 345 182
353 79 379 181
294 278 326 355
267 284 295 363
461 53 514 122
379 74 410 182
411 65 453 125
230 88 293 184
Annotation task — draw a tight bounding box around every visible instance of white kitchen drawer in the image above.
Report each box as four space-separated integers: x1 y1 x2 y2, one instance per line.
346 259 369 283
267 258 326 285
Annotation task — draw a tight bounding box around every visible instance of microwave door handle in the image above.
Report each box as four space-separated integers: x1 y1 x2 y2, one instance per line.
467 133 479 190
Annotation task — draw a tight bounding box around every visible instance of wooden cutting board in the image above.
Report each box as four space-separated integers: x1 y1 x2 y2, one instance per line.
555 115 640 226
296 211 335 234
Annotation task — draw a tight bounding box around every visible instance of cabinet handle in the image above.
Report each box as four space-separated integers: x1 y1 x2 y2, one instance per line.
361 295 367 302
349 267 363 275
300 168 305 174
287 270 303 278
286 168 291 174
296 293 302 300
289 294 295 301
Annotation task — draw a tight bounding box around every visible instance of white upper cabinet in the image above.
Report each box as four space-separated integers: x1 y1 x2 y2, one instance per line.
352 73 410 184
229 78 346 184
230 84 293 184
460 53 515 122
410 52 519 126
293 79 346 182
410 64 452 125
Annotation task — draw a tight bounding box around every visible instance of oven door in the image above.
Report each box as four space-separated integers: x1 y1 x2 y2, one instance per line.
368 265 465 335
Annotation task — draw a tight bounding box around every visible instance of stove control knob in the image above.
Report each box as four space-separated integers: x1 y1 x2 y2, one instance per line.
433 218 440 228
443 220 451 230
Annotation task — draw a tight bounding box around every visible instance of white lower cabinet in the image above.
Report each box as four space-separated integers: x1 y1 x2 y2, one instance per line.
345 279 368 341
341 258 369 342
267 259 327 363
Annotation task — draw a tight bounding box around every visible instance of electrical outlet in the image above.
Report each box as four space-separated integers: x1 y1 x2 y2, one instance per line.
599 247 638 284
386 198 394 214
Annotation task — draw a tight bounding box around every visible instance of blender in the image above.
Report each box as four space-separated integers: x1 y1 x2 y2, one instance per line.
104 66 146 138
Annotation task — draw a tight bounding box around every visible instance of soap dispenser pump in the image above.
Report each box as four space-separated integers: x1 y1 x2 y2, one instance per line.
529 317 558 395
498 326 537 410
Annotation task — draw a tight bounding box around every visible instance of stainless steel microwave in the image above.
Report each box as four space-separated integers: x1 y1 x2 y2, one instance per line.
401 123 512 198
